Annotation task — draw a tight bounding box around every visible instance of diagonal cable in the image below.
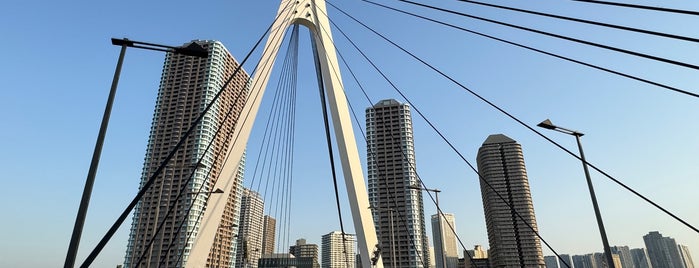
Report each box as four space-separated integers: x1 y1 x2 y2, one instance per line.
338 0 699 235
361 0 698 98
457 0 699 43
572 0 699 16
396 0 699 71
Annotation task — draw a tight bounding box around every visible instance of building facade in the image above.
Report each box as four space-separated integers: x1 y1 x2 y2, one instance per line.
290 239 320 268
322 231 357 268
235 188 265 268
124 40 250 268
644 231 685 268
559 254 573 268
366 99 430 267
432 213 459 268
678 244 695 268
572 254 596 268
544 256 559 268
630 248 652 268
476 134 544 268
611 246 635 268
262 215 276 255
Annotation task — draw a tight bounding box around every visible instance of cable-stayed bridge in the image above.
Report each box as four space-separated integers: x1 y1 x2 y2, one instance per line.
66 0 699 267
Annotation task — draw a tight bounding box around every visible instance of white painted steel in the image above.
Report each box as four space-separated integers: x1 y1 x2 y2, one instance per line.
187 1 382 267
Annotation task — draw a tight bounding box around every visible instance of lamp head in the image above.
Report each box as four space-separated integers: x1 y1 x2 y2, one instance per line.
537 119 558 130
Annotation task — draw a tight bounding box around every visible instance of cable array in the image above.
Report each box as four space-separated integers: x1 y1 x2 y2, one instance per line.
80 0 699 266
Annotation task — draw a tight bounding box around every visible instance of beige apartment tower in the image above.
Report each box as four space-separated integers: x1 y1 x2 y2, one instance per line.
366 99 430 268
476 134 544 268
262 215 276 255
124 40 250 268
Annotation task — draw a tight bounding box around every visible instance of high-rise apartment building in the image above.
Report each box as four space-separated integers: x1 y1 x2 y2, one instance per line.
644 231 685 268
322 231 357 268
559 254 573 268
631 248 652 268
290 238 320 268
235 188 265 268
464 245 490 268
476 134 544 268
611 246 635 268
124 40 250 268
678 244 695 268
366 99 429 267
432 213 459 268
572 254 596 268
544 256 559 268
262 215 276 255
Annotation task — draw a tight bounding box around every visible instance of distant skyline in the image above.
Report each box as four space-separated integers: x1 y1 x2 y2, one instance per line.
1 1 698 267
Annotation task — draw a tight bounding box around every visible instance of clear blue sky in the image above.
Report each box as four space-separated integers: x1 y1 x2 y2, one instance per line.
1 0 698 267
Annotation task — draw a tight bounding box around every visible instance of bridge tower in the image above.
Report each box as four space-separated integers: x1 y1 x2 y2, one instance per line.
186 1 383 267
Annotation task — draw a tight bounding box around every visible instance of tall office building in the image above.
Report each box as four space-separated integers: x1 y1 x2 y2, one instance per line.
631 248 652 268
476 134 544 268
594 252 622 268
262 215 276 255
559 254 573 268
572 254 597 268
544 256 560 268
432 213 459 268
290 239 320 268
611 246 635 268
366 99 430 267
644 231 685 268
124 40 250 268
235 188 265 268
322 231 357 268
678 244 695 268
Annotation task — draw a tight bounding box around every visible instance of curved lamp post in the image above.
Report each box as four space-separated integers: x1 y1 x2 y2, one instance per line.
537 119 614 268
64 38 208 268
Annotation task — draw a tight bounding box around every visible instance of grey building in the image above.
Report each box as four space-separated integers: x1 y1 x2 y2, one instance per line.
124 40 250 268
259 253 315 268
476 134 544 268
559 254 573 268
630 248 652 268
366 99 430 267
572 254 597 268
545 256 559 268
432 213 459 268
611 246 635 268
644 231 685 268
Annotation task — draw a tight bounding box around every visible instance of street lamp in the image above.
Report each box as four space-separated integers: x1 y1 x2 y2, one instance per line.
64 38 208 268
408 185 447 268
369 205 397 268
537 119 614 268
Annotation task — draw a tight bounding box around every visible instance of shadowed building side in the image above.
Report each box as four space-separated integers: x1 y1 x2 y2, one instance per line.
366 99 430 268
476 134 544 268
124 40 249 268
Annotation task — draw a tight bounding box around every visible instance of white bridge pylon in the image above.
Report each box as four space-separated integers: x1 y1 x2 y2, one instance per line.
187 0 383 267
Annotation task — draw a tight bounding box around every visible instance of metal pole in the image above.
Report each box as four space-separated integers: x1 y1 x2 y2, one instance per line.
575 134 614 268
64 42 128 268
390 209 396 268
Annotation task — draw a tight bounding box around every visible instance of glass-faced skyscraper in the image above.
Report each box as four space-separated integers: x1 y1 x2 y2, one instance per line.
366 99 429 268
124 40 250 268
476 134 544 268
